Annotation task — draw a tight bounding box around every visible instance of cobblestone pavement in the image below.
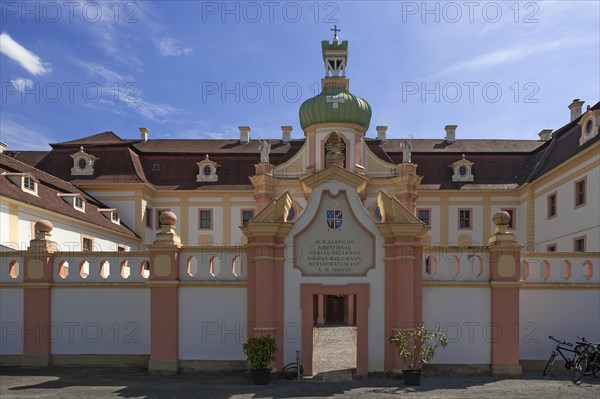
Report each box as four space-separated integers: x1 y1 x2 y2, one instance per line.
313 326 357 377
2 326 599 399
1 367 599 399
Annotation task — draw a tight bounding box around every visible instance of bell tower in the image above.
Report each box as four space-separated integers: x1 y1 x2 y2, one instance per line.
321 25 349 89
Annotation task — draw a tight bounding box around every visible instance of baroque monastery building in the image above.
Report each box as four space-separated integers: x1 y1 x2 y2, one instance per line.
1 34 599 376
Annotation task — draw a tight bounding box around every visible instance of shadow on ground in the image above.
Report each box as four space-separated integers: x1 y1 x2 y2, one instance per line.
1 367 599 399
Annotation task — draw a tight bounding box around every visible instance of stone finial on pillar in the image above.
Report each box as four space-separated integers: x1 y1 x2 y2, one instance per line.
154 211 181 247
488 211 516 245
28 220 58 253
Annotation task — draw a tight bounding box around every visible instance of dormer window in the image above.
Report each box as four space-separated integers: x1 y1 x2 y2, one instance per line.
196 154 219 182
70 146 98 176
578 107 599 146
57 193 86 212
75 196 84 210
450 155 474 182
98 208 120 224
1 172 39 195
23 176 36 192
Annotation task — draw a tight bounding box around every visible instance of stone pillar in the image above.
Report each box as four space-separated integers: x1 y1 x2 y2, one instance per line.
379 227 424 372
22 220 57 367
487 211 522 377
245 230 289 370
317 294 325 325
250 169 276 214
393 163 422 215
148 211 181 375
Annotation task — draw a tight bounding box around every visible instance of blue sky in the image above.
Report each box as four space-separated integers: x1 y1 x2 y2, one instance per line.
1 1 599 151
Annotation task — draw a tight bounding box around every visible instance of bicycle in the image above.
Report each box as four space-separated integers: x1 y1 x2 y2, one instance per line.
543 336 576 376
571 337 600 382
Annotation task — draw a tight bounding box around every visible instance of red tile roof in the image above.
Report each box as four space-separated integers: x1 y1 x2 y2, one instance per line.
0 154 139 239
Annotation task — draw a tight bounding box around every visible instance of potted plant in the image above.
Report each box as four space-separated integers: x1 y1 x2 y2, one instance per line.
389 324 448 386
242 336 278 385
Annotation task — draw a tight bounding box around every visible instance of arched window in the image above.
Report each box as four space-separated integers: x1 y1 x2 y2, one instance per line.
120 260 130 279
187 256 198 277
58 260 69 279
209 256 221 278
9 260 20 279
140 260 150 279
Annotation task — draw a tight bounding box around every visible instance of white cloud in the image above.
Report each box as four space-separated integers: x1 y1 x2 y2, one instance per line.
77 61 133 82
125 97 181 123
0 32 51 75
154 37 193 56
0 117 53 150
10 78 33 93
427 39 581 79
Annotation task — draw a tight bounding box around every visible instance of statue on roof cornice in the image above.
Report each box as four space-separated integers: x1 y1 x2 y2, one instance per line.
259 139 271 164
401 137 413 163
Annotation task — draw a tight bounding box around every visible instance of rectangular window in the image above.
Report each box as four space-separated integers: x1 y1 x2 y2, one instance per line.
145 207 153 228
547 244 557 252
575 178 586 208
501 208 516 229
111 211 119 222
574 236 586 252
547 192 557 218
23 176 36 191
458 209 471 229
241 209 254 225
199 209 212 229
82 237 93 252
417 209 430 226
74 196 84 210
117 245 126 252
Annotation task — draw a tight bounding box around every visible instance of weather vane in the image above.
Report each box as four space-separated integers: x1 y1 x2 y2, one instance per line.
330 25 341 38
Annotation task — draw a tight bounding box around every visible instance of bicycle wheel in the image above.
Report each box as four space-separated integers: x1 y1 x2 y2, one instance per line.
543 352 556 376
572 355 587 383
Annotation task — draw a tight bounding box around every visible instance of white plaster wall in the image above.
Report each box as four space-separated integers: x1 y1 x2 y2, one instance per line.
0 288 23 354
422 287 491 364
423 205 440 245
102 200 136 235
231 204 254 246
51 288 150 354
178 287 247 360
11 207 132 251
0 201 11 247
187 206 221 245
520 289 600 360
283 181 386 372
516 202 528 245
535 165 599 251
448 205 484 245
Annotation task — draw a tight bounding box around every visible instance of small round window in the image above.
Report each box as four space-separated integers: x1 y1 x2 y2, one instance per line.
203 165 212 176
459 165 468 176
286 207 296 222
78 158 87 170
585 119 593 135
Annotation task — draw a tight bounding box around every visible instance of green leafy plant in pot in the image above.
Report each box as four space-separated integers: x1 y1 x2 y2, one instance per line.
242 336 278 385
389 324 448 386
